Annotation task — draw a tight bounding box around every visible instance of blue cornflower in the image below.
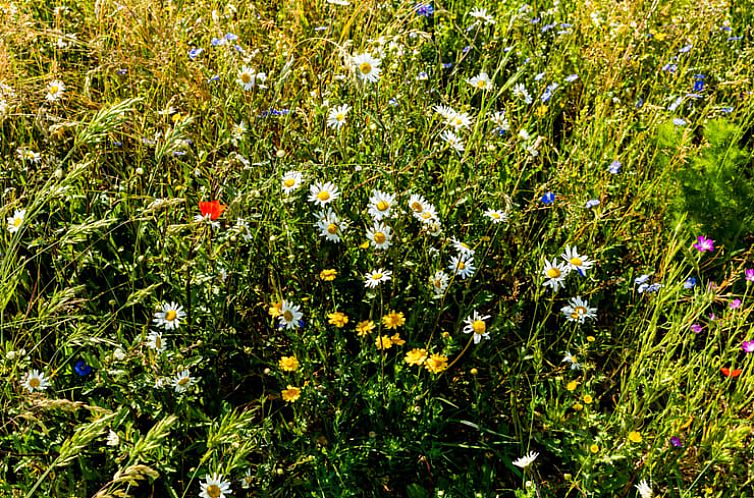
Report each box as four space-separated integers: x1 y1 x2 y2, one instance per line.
541 82 559 102
188 47 203 60
414 3 434 17
74 360 92 377
389 98 399 106
635 97 644 109
668 96 683 111
225 32 238 41
565 74 578 83
442 62 453 69
673 118 686 126
662 63 677 73
462 45 472 53
608 160 621 174
116 68 127 75
585 199 600 209
683 277 696 289
678 44 692 53
721 106 733 114
693 74 705 92
541 192 556 204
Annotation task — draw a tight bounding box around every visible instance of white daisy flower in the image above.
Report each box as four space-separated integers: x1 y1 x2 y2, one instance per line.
308 181 340 206
467 72 494 91
433 104 456 120
153 302 185 330
281 170 303 194
315 209 346 243
240 468 254 489
146 330 167 353
7 209 25 233
561 245 594 276
561 296 597 323
327 104 351 130
278 300 303 329
484 209 508 224
440 130 464 153
430 270 450 298
469 7 496 26
17 148 41 162
489 111 510 132
452 238 475 257
415 204 439 225
22 369 49 393
237 66 265 90
199 473 232 498
364 268 392 288
106 430 120 447
407 194 430 215
634 479 653 498
46 79 65 102
352 52 381 83
445 110 473 130
426 220 443 237
512 451 539 469
561 351 581 370
512 83 532 104
366 222 392 250
462 309 492 344
542 258 570 291
367 189 396 221
448 254 475 279
172 369 195 393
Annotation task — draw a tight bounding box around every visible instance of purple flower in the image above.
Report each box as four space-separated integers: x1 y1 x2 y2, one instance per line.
608 160 621 174
585 199 600 209
693 236 714 252
742 340 754 353
684 277 697 289
691 324 703 334
730 299 741 309
541 192 556 204
670 436 683 447
745 268 754 282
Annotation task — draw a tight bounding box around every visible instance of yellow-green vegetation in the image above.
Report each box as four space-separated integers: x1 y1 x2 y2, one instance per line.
1 0 754 496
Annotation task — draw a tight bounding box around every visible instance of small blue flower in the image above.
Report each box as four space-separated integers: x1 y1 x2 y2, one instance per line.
585 199 600 209
668 96 683 112
635 274 651 285
721 106 733 114
225 32 238 41
635 97 644 109
314 26 328 31
662 63 677 73
414 3 434 17
116 68 127 76
188 47 203 60
211 37 225 47
541 82 559 102
462 45 472 53
683 277 696 289
565 74 578 83
673 118 686 126
541 192 556 204
678 44 692 53
609 160 621 174
74 360 92 377
442 62 453 69
388 98 399 107
693 74 705 92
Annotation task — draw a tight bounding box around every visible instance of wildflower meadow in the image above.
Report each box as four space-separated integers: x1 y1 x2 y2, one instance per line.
2 0 754 496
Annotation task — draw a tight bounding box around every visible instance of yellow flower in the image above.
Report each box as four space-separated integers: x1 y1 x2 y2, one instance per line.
359 241 370 249
355 320 375 336
328 311 349 328
424 353 448 374
469 368 478 375
586 335 595 342
572 403 583 412
535 105 549 117
590 444 599 454
566 380 579 391
375 335 393 350
628 431 643 443
278 356 299 372
281 385 301 403
268 301 282 318
404 348 428 366
319 269 337 281
390 333 405 346
582 394 593 405
382 311 405 329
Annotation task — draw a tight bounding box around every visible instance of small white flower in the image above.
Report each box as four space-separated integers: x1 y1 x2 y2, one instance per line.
445 110 473 130
308 181 340 206
172 369 195 392
561 245 594 276
484 209 508 224
7 209 26 233
468 7 496 26
512 451 539 469
199 473 232 498
467 72 494 91
46 79 65 102
542 258 570 292
106 430 120 447
17 148 41 162
561 296 597 323
281 170 303 194
512 83 532 104
278 300 303 329
440 130 464 153
429 270 450 298
327 104 351 130
146 330 167 353
635 479 653 498
153 302 186 330
463 310 492 344
364 268 392 288
237 66 265 90
351 52 381 83
452 238 475 257
561 351 581 370
22 369 49 393
367 190 396 221
448 254 475 279
366 222 392 250
315 208 346 243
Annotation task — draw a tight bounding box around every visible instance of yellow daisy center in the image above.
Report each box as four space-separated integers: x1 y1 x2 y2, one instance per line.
411 201 423 212
546 267 561 278
29 377 40 388
453 117 463 126
283 178 296 188
327 223 338 234
155 336 162 350
373 232 386 244
574 306 587 316
477 80 486 88
371 273 383 280
359 62 372 74
472 320 486 334
491 212 500 219
206 484 221 498
49 85 59 94
178 376 190 386
283 310 294 321
376 200 389 211
421 212 432 220
570 257 583 266
457 261 466 270
165 310 177 321
13 217 22 227
317 191 330 201
335 112 345 121
241 73 252 84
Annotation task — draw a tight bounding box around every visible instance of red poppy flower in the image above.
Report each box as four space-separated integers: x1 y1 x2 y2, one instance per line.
198 200 226 220
720 367 742 378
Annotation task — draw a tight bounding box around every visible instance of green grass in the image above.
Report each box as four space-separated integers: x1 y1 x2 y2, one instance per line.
1 0 754 496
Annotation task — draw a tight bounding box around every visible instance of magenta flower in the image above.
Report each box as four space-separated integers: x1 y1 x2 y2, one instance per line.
693 235 714 252
730 299 742 309
691 323 703 334
745 268 754 282
670 436 683 448
742 340 754 353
